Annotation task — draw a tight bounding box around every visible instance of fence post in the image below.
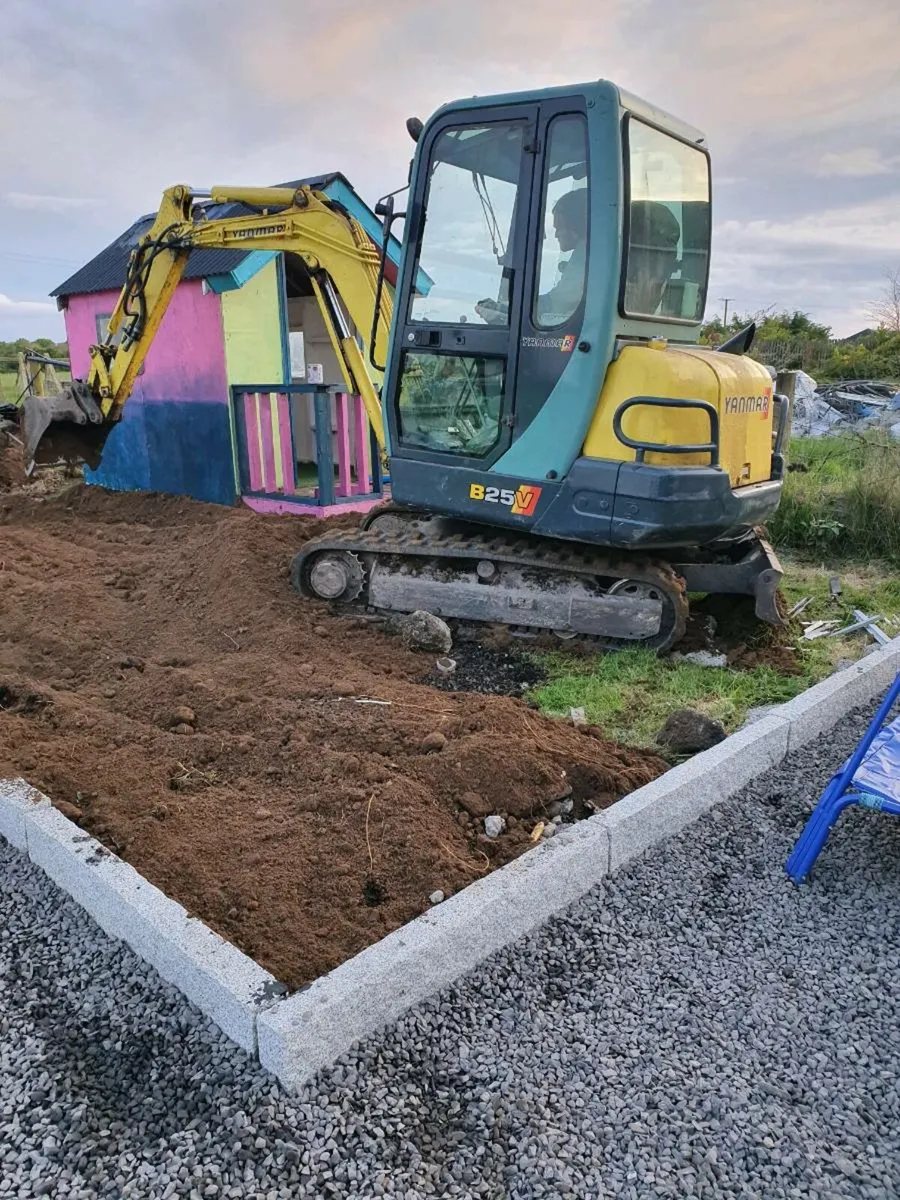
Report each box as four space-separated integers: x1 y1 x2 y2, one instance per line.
369 423 383 495
334 393 353 497
775 370 797 444
313 389 335 507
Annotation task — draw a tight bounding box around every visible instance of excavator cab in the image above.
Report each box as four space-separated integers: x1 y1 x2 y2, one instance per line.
384 81 722 495
361 80 786 638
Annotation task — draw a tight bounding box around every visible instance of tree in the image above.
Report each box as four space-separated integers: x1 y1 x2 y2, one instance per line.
756 310 832 341
869 267 900 333
700 308 831 346
0 338 68 363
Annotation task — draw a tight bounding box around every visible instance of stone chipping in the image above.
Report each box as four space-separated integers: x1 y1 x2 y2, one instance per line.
2 703 899 1198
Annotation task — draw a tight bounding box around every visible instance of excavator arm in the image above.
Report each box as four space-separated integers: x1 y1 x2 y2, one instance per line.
21 184 392 467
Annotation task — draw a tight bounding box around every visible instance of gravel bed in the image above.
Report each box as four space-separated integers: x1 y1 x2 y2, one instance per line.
2 704 900 1198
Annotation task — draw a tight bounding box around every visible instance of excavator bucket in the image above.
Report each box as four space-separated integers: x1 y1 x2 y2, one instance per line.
19 382 112 471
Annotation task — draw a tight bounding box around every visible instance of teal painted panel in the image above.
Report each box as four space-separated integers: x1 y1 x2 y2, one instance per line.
205 251 278 294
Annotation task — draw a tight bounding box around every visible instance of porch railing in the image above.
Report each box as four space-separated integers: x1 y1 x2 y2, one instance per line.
231 383 383 508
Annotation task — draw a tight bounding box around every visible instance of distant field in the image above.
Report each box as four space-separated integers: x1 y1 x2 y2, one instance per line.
0 369 71 404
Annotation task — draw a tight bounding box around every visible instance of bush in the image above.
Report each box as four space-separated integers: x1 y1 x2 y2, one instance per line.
816 330 900 382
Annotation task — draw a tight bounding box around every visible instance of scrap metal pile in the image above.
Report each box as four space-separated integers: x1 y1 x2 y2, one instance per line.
790 372 900 438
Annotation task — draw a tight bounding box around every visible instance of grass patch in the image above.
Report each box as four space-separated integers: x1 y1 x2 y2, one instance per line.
532 554 899 750
770 434 900 565
533 647 810 749
531 435 900 747
0 370 72 406
0 371 19 403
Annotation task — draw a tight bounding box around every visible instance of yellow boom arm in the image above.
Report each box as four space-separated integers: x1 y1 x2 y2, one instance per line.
89 183 391 446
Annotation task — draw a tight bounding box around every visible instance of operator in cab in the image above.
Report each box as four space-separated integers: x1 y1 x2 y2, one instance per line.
475 188 588 326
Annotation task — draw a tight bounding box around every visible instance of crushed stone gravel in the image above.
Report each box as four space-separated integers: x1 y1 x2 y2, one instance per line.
2 702 900 1198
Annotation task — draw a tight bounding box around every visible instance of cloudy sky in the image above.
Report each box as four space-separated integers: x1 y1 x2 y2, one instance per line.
2 0 899 342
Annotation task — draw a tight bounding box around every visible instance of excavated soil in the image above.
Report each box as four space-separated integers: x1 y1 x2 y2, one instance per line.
678 593 803 675
0 446 27 492
0 486 667 990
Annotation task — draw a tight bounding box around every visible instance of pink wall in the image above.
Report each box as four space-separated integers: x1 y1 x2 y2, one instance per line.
63 281 228 403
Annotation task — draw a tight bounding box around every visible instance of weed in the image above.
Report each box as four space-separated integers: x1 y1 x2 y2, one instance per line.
770 434 900 565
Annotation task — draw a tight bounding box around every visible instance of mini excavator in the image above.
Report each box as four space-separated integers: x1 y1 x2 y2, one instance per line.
20 79 789 652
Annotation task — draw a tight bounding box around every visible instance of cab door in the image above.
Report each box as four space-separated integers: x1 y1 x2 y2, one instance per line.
387 105 539 469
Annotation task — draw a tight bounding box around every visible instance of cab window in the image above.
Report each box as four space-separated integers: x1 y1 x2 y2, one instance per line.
408 122 526 326
623 118 710 322
534 115 589 329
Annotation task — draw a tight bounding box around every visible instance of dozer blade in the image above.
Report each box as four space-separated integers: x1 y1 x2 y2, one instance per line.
20 382 112 471
674 532 785 627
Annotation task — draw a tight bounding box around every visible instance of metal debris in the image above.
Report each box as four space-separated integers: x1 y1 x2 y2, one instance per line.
803 620 840 640
825 612 885 640
788 596 813 618
852 610 890 646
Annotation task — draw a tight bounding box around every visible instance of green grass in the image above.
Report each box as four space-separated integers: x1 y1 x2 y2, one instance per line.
779 560 900 620
0 372 18 403
533 647 812 749
0 370 71 406
531 548 900 750
769 434 900 565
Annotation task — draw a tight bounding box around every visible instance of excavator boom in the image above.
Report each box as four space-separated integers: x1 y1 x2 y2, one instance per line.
20 184 391 468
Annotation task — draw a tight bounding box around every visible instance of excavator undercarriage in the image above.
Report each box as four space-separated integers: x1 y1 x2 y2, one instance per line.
292 507 783 653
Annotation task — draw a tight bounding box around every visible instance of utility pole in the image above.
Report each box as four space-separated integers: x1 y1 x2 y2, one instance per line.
720 298 734 326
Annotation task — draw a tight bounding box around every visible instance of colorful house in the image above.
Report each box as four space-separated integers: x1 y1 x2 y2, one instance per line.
52 174 397 514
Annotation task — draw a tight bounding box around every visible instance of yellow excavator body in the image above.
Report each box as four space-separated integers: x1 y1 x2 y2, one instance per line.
585 342 776 484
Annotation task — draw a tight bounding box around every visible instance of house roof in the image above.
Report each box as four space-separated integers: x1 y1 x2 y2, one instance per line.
838 328 877 344
51 173 378 299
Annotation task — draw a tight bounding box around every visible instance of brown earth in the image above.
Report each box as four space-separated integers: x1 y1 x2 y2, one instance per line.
0 446 26 492
678 593 802 675
0 485 667 990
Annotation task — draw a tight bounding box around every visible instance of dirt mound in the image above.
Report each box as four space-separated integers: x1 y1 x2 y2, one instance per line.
0 486 666 990
0 445 26 491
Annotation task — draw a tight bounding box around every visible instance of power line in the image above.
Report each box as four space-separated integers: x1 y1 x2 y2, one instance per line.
0 249 80 267
718 297 735 325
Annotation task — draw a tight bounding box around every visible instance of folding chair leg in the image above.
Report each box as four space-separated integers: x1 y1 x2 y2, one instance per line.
787 792 859 883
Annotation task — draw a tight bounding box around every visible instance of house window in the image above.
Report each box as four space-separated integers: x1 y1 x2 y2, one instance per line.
95 313 124 347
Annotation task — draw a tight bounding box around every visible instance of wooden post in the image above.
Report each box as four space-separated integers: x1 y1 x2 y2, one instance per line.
352 395 370 496
16 354 29 400
334 393 352 497
775 370 797 444
313 390 335 507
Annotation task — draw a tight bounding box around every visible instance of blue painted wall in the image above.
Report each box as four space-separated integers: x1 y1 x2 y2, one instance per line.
85 401 236 505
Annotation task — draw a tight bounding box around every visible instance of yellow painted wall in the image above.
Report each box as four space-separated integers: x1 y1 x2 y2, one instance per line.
220 258 285 385
221 257 285 493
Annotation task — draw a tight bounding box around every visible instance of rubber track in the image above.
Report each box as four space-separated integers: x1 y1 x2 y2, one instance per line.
292 522 689 651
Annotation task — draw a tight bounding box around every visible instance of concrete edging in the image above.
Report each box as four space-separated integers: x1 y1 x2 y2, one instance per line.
0 784 282 1053
2 636 899 1089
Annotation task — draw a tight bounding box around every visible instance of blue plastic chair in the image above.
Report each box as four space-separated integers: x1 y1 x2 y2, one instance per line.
787 669 900 882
